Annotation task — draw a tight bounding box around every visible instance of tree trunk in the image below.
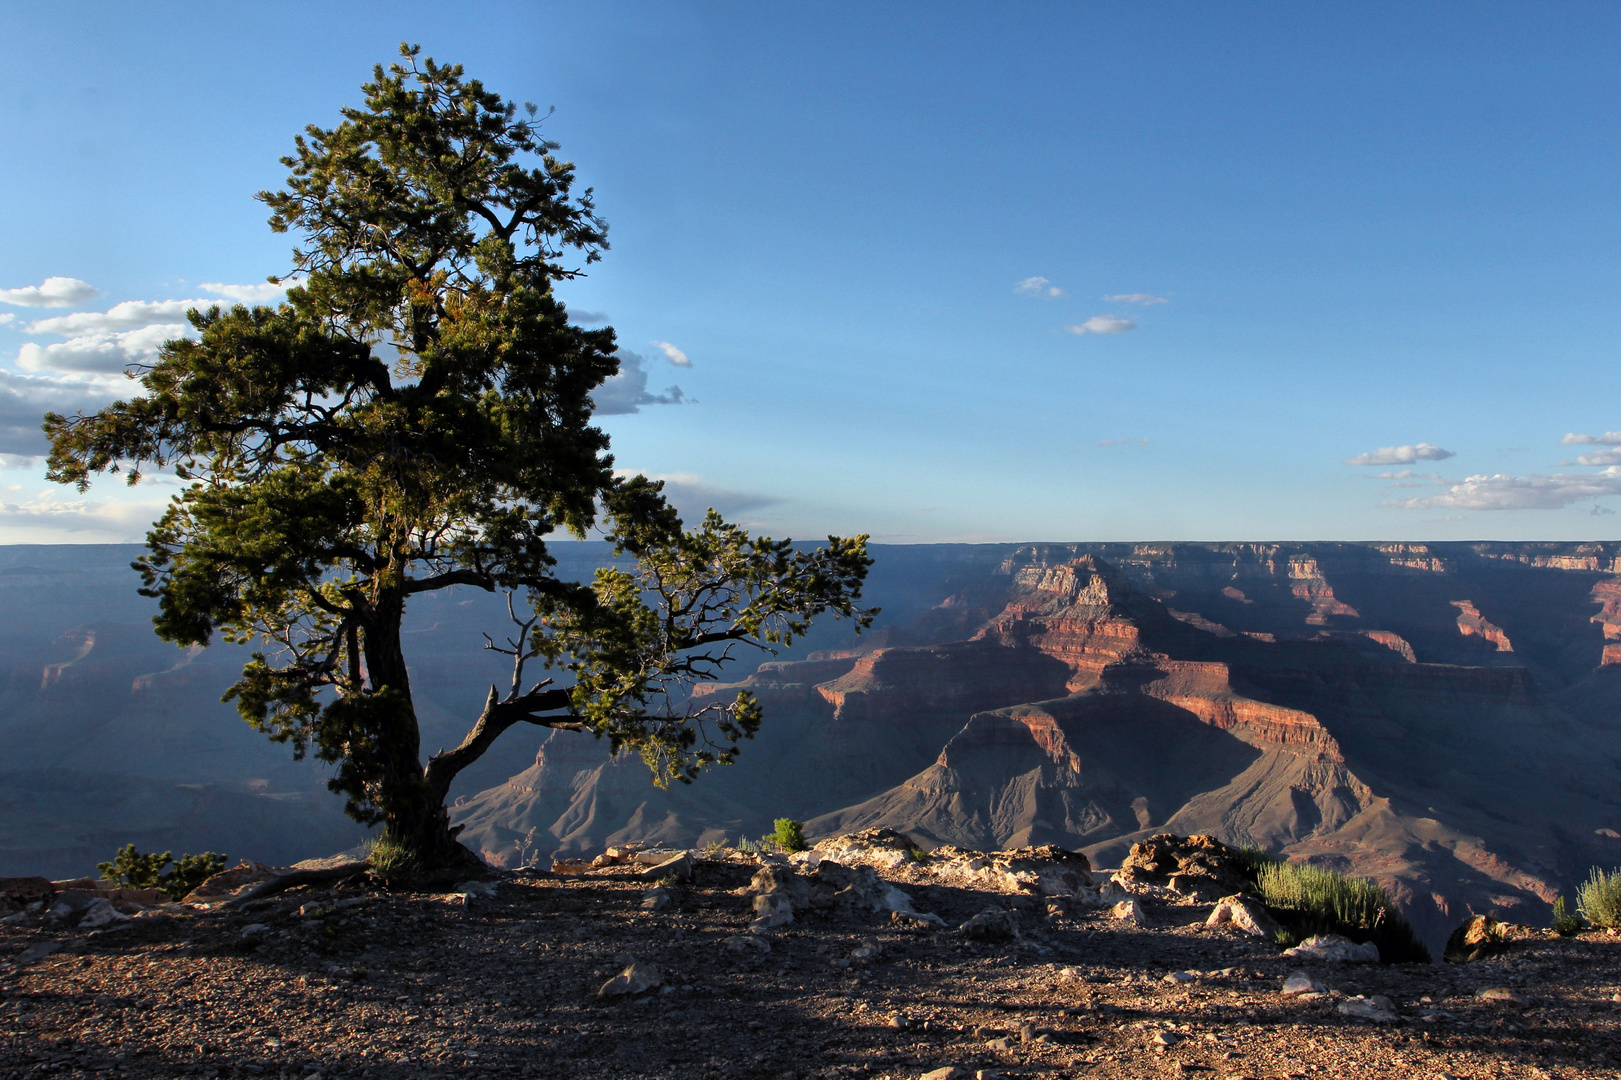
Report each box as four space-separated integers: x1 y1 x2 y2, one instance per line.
362 586 484 881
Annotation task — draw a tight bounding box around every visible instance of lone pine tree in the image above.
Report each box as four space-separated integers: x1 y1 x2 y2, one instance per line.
45 46 872 878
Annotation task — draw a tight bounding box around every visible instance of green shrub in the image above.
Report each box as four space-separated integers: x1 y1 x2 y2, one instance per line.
1551 896 1582 936
909 847 931 863
1578 867 1621 929
770 818 808 854
97 844 228 902
1256 861 1430 964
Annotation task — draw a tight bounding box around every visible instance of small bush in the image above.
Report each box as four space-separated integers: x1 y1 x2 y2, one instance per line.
97 844 228 902
771 818 808 853
909 847 931 863
1256 861 1430 964
1552 896 1582 936
1578 867 1621 929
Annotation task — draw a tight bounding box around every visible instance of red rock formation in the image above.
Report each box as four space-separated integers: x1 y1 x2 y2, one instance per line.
1451 600 1514 652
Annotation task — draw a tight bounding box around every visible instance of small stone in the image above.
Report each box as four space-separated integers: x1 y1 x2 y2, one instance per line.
1163 970 1197 984
885 1013 908 1029
722 933 771 955
1337 995 1398 1022
1018 1022 1035 1042
919 1069 963 1080
975 1072 1002 1080
985 1037 1012 1051
1152 1030 1183 1046
1111 898 1149 925
1476 987 1525 1003
240 922 270 938
640 886 670 912
1282 933 1380 962
1281 971 1326 996
958 907 1020 942
451 879 497 898
596 960 663 998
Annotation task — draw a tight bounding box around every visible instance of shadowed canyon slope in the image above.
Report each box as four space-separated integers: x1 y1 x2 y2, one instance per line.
453 541 1621 952
7 540 1621 953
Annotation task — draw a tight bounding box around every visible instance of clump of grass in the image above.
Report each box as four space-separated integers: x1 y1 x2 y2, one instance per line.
909 847 931 863
1551 896 1582 936
365 833 424 885
1256 861 1430 964
1230 843 1282 883
1578 867 1621 929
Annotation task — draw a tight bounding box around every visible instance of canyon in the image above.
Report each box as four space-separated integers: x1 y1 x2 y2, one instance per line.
5 541 1621 955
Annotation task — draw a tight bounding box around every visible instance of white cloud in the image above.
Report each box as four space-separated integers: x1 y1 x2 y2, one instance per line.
571 309 610 324
0 314 14 326
0 369 119 458
1388 469 1621 511
198 277 305 303
1015 276 1066 298
1343 443 1456 466
0 277 99 308
1565 448 1621 466
614 469 778 519
27 299 217 335
1562 430 1621 446
594 349 687 415
0 492 167 540
17 323 190 375
1067 316 1136 335
1103 293 1168 305
650 340 691 367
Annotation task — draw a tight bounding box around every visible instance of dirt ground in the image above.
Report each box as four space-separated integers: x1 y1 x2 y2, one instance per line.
2 857 1618 1080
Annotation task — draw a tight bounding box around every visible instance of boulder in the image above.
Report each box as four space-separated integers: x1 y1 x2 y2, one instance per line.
640 886 670 912
1281 934 1379 962
77 898 131 929
751 891 795 931
1444 914 1513 963
958 907 1020 942
0 877 55 910
42 890 99 927
811 828 919 872
1205 894 1282 939
928 845 1093 896
1114 833 1254 896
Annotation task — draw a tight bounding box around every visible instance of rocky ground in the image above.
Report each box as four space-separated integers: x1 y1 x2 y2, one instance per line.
2 845 1619 1080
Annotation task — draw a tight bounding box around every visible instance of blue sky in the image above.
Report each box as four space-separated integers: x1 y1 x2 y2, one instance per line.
4 2 1621 543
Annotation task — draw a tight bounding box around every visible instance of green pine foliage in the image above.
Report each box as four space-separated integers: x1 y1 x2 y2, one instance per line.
97 844 228 902
1256 861 1431 963
43 45 873 873
771 819 808 853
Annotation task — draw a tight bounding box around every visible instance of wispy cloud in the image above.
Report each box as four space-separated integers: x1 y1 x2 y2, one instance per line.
1563 448 1621 466
1103 293 1168 305
594 349 688 415
1561 430 1621 446
1343 443 1456 466
197 278 305 303
650 340 691 367
613 470 777 519
0 314 14 326
1387 469 1621 511
0 492 167 540
0 277 99 308
1015 276 1066 298
1067 315 1136 335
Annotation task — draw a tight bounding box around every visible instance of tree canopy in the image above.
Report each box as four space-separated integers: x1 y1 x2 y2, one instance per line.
44 46 872 875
